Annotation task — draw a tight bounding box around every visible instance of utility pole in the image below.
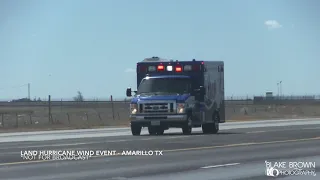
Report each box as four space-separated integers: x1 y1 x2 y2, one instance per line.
28 83 30 100
111 95 115 120
277 82 280 99
279 81 282 99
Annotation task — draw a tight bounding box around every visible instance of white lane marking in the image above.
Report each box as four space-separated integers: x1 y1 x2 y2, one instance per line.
1 119 320 143
303 127 320 130
0 136 189 150
246 126 320 134
0 141 107 150
1 118 319 136
2 123 319 149
201 162 240 169
247 131 266 133
167 136 192 139
110 177 128 180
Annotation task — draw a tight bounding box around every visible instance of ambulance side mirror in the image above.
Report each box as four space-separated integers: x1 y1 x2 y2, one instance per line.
126 87 132 97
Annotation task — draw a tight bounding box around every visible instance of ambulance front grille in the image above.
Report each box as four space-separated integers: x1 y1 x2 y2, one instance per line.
139 102 175 114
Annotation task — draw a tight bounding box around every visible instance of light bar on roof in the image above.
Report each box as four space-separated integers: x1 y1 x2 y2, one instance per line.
167 66 173 71
184 65 192 71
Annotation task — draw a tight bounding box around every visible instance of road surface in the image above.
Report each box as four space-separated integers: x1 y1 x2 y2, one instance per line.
0 119 319 180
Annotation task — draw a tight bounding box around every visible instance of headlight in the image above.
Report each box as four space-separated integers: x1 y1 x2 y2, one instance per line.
130 104 138 114
177 103 185 114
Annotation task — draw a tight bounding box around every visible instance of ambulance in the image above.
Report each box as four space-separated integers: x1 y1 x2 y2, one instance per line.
126 57 225 135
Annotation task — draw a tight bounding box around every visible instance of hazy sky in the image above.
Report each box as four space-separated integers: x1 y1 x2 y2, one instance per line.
1 0 319 100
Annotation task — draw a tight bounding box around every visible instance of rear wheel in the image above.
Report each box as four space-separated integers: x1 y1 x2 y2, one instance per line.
212 111 220 133
211 121 219 134
156 128 164 135
131 124 142 136
202 112 219 134
202 123 211 134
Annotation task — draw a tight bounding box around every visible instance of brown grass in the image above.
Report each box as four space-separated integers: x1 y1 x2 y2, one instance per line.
0 103 319 133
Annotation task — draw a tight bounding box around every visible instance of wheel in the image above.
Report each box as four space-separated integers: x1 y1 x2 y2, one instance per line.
182 117 192 135
202 123 211 134
148 126 157 135
131 124 142 136
202 112 219 134
212 120 219 134
156 128 164 135
182 126 192 135
212 112 220 134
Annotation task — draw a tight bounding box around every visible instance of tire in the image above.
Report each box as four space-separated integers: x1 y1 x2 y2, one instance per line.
148 126 157 135
202 112 219 134
212 111 220 134
131 124 142 136
182 126 192 135
182 117 192 135
156 128 164 135
202 123 211 134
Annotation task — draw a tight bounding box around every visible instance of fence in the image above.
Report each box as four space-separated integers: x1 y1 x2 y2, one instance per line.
1 95 320 130
2 94 320 102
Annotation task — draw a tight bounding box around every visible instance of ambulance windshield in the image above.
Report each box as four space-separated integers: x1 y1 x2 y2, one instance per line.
137 77 192 95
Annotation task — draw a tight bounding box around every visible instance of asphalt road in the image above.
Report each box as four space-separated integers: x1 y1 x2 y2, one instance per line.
0 121 319 180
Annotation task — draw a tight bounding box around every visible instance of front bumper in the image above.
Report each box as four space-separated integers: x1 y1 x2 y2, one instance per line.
130 114 188 127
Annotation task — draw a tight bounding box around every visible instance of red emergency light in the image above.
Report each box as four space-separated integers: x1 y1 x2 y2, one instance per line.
157 65 164 71
175 66 182 72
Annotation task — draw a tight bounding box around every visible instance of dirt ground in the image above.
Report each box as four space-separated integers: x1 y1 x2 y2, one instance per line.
1 102 320 133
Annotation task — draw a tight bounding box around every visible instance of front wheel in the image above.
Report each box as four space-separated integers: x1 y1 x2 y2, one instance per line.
148 126 157 135
182 117 192 135
131 124 142 136
148 126 164 135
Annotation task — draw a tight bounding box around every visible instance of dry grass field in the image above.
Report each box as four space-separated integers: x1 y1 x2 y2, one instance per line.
0 100 320 132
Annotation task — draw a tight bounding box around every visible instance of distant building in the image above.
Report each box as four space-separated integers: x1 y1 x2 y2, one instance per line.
265 92 274 100
11 98 31 102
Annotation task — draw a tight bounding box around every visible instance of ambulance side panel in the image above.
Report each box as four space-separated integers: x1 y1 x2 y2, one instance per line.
203 61 225 123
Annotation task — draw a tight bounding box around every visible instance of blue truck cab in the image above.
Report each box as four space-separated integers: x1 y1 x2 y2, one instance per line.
126 57 225 135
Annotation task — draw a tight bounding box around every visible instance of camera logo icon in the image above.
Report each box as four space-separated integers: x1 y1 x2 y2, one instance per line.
265 161 280 177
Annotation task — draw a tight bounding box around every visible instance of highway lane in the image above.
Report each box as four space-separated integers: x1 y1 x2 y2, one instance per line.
1 118 320 143
1 124 320 163
0 123 319 180
132 155 320 180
